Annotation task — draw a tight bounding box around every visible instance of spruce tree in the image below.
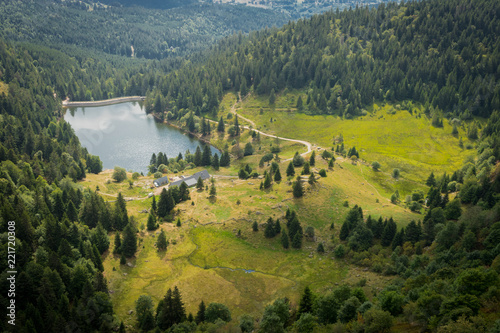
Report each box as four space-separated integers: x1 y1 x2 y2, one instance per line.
286 162 295 176
298 286 314 316
176 218 181 227
114 232 121 254
309 151 316 166
292 232 302 249
381 218 397 247
281 231 289 249
217 117 225 133
328 158 334 168
202 145 212 166
196 177 204 190
234 115 240 136
212 153 220 170
426 172 436 187
252 221 258 232
151 195 157 214
274 167 282 182
157 230 168 251
293 176 304 198
263 172 272 189
302 162 310 175
264 218 276 238
158 188 168 218
274 219 281 234
195 300 206 324
194 146 202 166
147 212 157 231
121 223 137 257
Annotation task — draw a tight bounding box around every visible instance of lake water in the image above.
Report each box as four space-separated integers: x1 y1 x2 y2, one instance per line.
64 102 218 173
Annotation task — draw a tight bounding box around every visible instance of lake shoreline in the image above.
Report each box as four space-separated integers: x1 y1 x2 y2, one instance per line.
62 96 145 107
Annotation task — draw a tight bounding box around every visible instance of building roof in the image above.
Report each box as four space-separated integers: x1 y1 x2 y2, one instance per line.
153 175 170 187
170 169 210 188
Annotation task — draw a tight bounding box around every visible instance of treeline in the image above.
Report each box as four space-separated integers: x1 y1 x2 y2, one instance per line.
0 0 288 60
148 0 500 119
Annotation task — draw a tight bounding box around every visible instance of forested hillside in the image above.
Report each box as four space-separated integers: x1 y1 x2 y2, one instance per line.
0 0 500 332
0 0 289 59
147 0 499 119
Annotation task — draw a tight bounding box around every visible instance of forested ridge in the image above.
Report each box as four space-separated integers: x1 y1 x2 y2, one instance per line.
147 0 500 120
0 0 500 332
0 0 289 60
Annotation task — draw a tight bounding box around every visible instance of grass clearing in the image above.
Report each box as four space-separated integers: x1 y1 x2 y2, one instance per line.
236 92 475 183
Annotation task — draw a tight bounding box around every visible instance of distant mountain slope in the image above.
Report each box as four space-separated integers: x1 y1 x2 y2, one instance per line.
0 0 289 59
147 0 500 119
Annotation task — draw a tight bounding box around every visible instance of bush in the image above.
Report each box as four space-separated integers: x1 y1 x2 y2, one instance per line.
319 169 327 177
371 161 381 171
112 166 127 182
154 172 163 179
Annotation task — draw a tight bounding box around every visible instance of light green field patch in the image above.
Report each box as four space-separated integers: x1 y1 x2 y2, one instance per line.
236 93 475 183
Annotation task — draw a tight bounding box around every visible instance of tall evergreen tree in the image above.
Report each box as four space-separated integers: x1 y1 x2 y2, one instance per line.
196 300 206 324
281 231 289 249
114 232 121 254
286 161 295 177
217 117 225 133
157 230 168 251
212 153 220 170
121 223 137 257
298 286 314 316
202 145 212 166
293 176 304 198
157 188 169 218
147 212 157 231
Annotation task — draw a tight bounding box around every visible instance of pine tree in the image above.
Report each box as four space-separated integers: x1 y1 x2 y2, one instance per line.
113 232 121 254
121 223 137 257
157 188 168 218
252 221 258 232
391 228 405 250
176 218 181 227
381 218 397 247
220 151 230 167
308 173 316 185
157 230 168 251
147 212 157 231
329 158 334 168
196 301 206 324
264 217 276 238
179 181 190 202
234 115 240 136
263 172 272 188
195 177 204 191
298 286 314 316
202 145 212 166
209 182 217 197
217 117 225 133
302 162 310 175
309 151 316 166
426 172 436 187
194 146 202 166
281 231 289 249
293 176 304 198
151 195 157 214
212 153 220 170
292 232 302 249
274 219 281 234
274 167 282 182
286 162 295 177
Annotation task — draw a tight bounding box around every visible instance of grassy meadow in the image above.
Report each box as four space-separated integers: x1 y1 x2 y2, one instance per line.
235 90 476 184
88 146 420 325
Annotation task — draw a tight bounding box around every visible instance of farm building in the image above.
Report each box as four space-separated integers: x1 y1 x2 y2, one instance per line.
170 170 210 188
153 175 169 187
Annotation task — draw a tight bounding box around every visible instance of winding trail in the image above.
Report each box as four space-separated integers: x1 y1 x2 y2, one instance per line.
228 93 314 159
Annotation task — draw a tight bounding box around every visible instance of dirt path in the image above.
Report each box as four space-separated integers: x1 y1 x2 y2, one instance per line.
228 93 314 159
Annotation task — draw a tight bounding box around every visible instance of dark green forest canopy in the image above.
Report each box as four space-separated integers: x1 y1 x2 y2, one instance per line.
147 0 500 119
0 0 289 59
